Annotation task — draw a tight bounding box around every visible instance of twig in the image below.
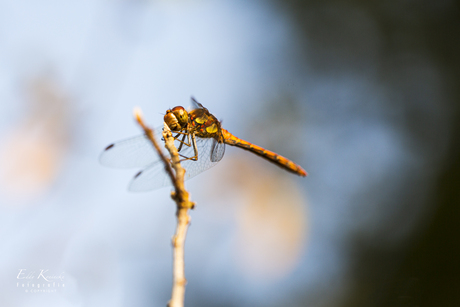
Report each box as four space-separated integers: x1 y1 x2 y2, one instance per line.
134 108 194 307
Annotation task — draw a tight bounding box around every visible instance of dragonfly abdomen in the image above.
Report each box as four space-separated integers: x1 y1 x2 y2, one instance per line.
221 129 307 177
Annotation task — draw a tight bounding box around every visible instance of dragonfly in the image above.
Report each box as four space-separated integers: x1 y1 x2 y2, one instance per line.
100 98 307 191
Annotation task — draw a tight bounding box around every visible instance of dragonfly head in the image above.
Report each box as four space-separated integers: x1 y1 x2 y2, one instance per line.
164 106 189 131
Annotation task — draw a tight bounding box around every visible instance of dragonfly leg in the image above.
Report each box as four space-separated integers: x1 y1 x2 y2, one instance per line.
178 154 195 160
173 131 192 150
192 133 199 161
176 133 187 152
179 155 198 162
186 133 199 161
176 132 199 162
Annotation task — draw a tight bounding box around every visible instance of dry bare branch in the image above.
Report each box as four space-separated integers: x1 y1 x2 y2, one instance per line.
134 108 194 307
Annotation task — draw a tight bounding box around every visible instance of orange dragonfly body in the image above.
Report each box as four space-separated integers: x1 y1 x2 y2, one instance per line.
100 98 307 191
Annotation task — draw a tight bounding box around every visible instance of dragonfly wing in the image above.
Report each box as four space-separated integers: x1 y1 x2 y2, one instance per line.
128 161 172 192
190 97 204 110
102 122 225 191
211 139 225 162
179 137 224 181
99 126 167 168
128 137 223 191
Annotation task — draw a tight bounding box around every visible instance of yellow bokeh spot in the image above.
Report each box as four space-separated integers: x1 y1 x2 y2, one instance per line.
206 156 309 282
0 77 70 204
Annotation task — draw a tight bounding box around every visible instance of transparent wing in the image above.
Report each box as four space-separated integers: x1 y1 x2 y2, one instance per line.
99 125 165 168
128 161 172 192
190 96 204 110
180 137 225 179
128 136 225 192
100 126 195 169
100 127 198 169
211 139 225 162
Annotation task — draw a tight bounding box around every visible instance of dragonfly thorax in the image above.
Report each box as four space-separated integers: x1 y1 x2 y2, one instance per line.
189 109 223 141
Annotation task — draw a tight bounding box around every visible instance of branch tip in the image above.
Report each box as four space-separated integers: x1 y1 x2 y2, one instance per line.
133 106 143 123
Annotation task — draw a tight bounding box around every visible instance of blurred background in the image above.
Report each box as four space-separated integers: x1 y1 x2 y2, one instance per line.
0 0 459 306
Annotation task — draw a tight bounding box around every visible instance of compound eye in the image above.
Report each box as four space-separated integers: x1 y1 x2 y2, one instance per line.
171 106 188 125
172 106 185 112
